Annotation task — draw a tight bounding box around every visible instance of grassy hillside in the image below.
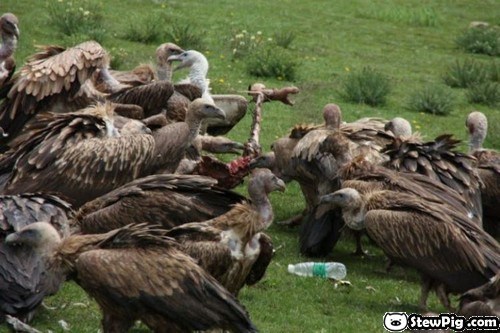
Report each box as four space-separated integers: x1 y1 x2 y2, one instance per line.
0 0 499 332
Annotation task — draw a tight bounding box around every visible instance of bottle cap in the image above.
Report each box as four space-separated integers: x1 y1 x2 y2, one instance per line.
287 264 294 273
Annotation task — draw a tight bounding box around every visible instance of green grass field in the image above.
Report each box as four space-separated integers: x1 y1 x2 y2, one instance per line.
1 0 499 332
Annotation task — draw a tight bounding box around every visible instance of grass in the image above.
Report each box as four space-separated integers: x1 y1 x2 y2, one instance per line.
1 0 500 332
407 84 456 115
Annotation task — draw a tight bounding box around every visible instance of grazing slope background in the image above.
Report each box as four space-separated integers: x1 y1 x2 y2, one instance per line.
0 0 499 332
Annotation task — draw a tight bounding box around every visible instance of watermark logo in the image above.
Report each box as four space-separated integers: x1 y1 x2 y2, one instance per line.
383 312 408 332
383 312 500 331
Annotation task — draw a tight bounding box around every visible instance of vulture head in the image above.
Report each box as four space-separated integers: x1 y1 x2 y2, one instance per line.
156 42 184 65
5 222 61 254
167 50 208 72
187 98 225 122
249 168 286 197
384 117 412 138
319 188 365 230
155 42 184 81
465 111 488 151
323 103 342 129
0 13 19 39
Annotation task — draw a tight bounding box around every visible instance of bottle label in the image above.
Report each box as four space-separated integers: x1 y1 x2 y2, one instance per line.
312 262 327 278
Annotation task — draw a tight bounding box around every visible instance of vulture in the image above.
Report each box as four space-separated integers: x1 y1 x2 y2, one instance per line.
5 223 258 332
166 168 286 296
104 42 203 122
0 41 124 146
459 273 500 318
168 49 248 135
0 13 19 96
288 104 392 257
383 117 483 227
319 187 500 311
466 111 500 238
74 173 247 234
0 193 72 323
0 100 225 207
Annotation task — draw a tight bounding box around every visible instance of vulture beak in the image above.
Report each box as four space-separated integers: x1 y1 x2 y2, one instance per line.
319 193 337 205
225 142 245 154
5 232 21 245
210 105 226 120
276 178 286 192
13 25 19 39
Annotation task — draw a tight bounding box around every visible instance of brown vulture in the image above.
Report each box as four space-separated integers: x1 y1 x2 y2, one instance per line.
0 193 72 323
168 50 248 135
166 168 285 296
0 100 225 207
466 111 500 238
74 173 247 234
287 104 392 257
383 117 483 227
0 13 19 98
0 41 123 146
5 223 258 332
319 187 500 311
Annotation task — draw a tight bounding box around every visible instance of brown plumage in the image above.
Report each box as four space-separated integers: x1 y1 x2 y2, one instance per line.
0 13 19 97
166 168 285 296
459 273 500 318
320 187 500 311
0 193 72 323
0 41 120 145
74 174 246 234
5 222 258 332
337 156 477 225
466 111 500 238
109 64 156 87
382 133 483 226
290 104 392 257
0 101 222 207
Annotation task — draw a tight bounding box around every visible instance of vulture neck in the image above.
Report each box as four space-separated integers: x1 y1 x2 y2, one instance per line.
189 60 209 95
248 186 274 228
185 111 204 143
469 130 486 152
157 60 173 82
100 67 124 93
0 32 17 60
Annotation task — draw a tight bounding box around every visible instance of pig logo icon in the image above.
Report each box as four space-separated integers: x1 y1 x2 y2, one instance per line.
383 312 407 331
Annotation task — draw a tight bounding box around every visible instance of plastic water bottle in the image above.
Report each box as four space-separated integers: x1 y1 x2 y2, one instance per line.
287 262 346 280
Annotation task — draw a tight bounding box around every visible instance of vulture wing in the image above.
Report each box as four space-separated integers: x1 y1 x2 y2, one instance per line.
75 174 246 233
74 245 257 332
365 191 500 293
1 108 155 207
0 42 108 143
107 81 175 118
383 134 483 224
